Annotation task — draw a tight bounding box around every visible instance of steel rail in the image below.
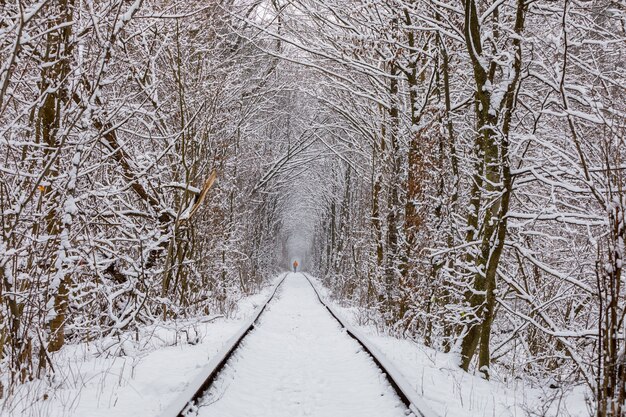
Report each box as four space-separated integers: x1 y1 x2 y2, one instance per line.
301 273 440 417
158 273 288 417
160 272 440 417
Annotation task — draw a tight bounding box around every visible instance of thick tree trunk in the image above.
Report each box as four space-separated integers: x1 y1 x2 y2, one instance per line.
459 0 525 377
37 0 74 355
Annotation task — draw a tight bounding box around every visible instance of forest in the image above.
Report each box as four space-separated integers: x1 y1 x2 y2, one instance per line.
0 0 625 416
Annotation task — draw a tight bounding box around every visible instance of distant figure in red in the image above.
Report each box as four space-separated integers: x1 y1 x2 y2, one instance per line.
293 260 299 273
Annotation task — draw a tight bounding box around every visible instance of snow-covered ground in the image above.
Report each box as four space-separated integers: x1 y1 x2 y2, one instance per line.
311 278 592 417
1 276 282 417
359 333 590 417
3 271 591 417
195 273 407 417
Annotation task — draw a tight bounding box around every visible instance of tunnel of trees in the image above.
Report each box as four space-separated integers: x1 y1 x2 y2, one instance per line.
1 0 625 415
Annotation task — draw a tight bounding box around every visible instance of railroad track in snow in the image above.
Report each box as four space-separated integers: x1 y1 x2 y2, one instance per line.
158 272 439 417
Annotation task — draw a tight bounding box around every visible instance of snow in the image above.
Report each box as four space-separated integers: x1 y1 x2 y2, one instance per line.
113 0 142 35
3 273 591 417
319 296 592 416
299 276 591 417
352 333 591 417
1 281 277 417
194 273 408 417
304 275 439 417
160 274 288 417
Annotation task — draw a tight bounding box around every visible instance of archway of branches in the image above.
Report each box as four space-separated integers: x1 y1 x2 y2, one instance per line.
1 0 624 411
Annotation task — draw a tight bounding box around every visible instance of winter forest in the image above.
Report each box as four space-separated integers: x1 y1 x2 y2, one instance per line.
0 0 625 416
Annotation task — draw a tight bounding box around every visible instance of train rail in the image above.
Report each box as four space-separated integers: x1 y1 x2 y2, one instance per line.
159 272 439 417
157 273 287 417
301 273 438 417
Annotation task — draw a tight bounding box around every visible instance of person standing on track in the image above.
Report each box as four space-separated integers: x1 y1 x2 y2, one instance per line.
293 260 299 273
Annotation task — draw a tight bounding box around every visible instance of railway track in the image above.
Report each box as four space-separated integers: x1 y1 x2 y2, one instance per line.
159 272 439 417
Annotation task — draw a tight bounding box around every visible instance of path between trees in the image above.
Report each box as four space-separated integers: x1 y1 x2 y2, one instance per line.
195 273 408 417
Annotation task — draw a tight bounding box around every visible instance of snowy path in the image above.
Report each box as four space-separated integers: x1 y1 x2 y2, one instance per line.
195 273 408 417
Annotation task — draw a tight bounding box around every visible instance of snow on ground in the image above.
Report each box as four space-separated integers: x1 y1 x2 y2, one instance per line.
309 276 592 417
195 273 408 417
359 332 590 417
3 271 591 417
1 274 284 417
